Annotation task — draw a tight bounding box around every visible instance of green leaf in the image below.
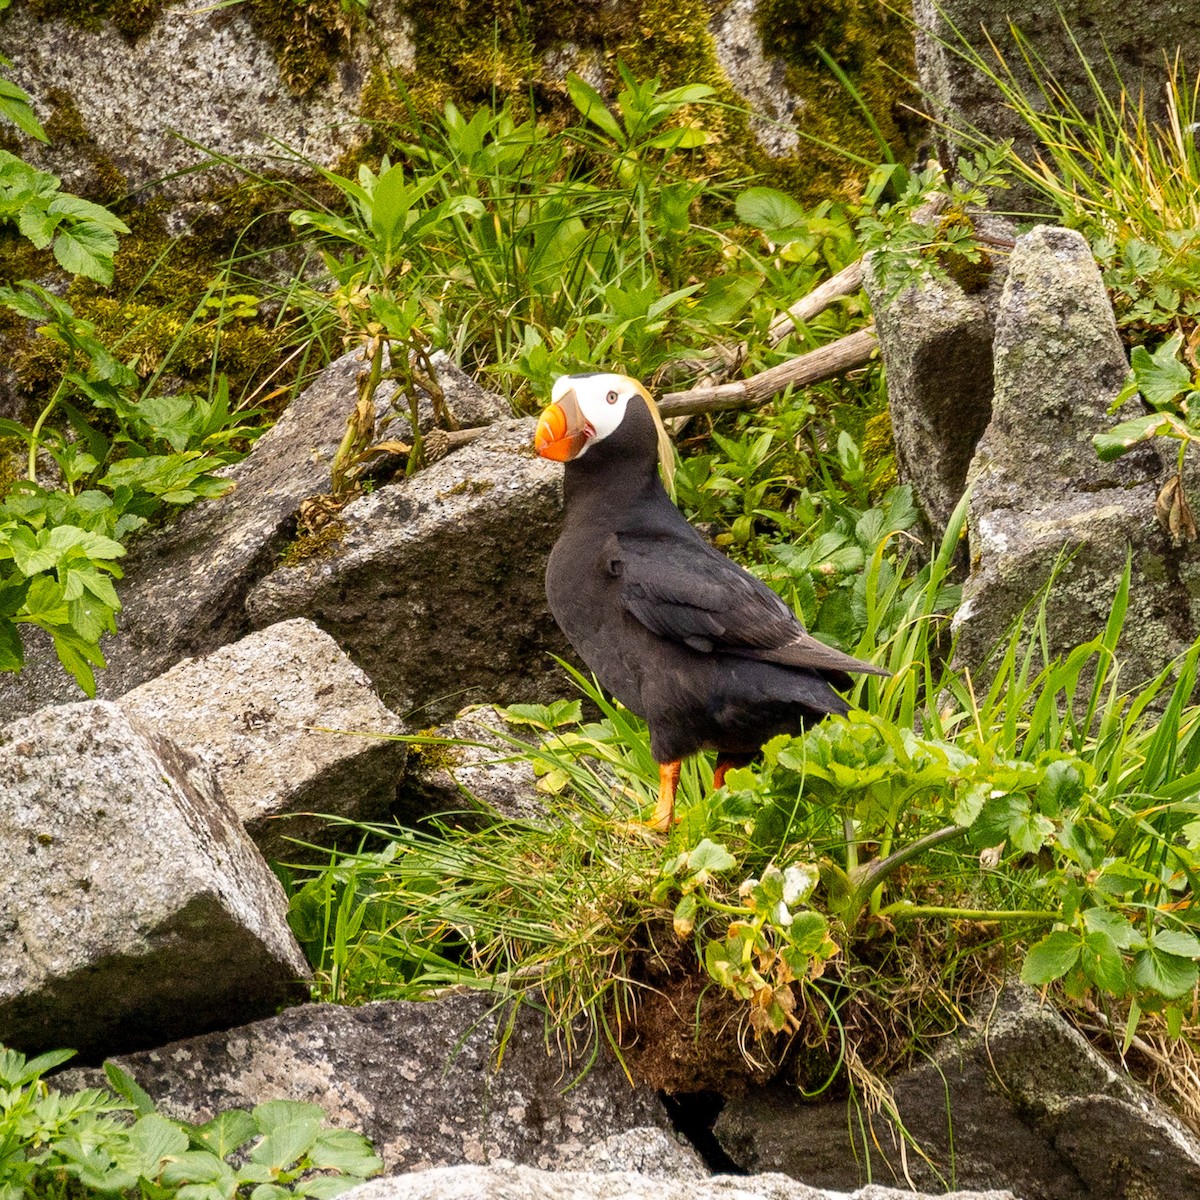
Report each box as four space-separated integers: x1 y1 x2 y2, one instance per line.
127 1114 190 1174
1021 930 1081 985
685 838 736 877
673 891 697 936
104 1061 156 1114
566 74 624 143
1153 930 1200 959
1080 930 1127 995
306 1129 384 1177
189 1110 260 1158
0 618 23 671
735 186 807 233
1092 412 1178 461
1133 945 1199 999
296 1177 370 1200
1130 334 1195 409
53 221 120 285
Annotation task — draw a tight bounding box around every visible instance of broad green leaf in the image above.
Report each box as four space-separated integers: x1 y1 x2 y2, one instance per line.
0 618 23 671
1133 946 1199 998
104 1061 156 1114
307 1129 384 1177
1092 412 1177 461
1080 930 1127 995
686 838 736 877
735 186 807 233
296 1177 370 1200
1130 334 1194 408
1021 930 1081 985
127 1114 190 1174
53 221 119 285
1152 930 1200 959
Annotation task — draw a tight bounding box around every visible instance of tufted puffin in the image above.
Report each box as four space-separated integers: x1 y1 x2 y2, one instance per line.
535 372 887 831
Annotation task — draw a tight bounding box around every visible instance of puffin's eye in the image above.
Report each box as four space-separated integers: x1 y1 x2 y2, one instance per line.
606 390 619 405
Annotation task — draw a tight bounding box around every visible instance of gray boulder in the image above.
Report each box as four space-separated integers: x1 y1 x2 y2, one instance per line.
59 995 685 1176
0 349 509 725
2 4 412 198
952 225 1199 682
864 216 1012 537
0 700 308 1058
246 419 570 723
397 705 543 827
714 985 1200 1200
343 1167 1016 1200
913 0 1200 209
118 619 406 862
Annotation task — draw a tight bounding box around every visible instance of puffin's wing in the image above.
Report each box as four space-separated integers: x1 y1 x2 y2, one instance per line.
612 532 887 678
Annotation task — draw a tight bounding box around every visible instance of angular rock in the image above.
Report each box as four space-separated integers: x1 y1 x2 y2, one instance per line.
0 349 508 724
952 226 1200 682
863 216 1012 537
714 985 1200 1200
343 1167 1017 1200
246 420 571 723
0 700 308 1059
59 995 679 1175
119 619 406 862
913 0 1200 210
3 5 413 199
397 705 543 826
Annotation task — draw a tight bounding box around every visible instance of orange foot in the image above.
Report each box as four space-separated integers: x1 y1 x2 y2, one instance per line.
646 760 681 832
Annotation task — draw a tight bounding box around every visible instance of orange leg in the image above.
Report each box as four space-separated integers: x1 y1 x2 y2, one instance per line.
712 758 735 790
647 760 681 831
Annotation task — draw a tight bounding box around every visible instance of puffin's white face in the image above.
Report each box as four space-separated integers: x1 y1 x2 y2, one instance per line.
536 372 647 463
549 373 641 455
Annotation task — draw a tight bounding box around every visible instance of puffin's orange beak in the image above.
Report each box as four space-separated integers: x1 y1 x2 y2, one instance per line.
535 389 590 462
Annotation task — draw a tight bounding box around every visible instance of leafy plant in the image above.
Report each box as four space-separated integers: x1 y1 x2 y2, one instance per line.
0 1043 382 1200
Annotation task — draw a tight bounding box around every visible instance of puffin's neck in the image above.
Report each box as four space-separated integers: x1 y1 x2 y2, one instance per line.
561 448 667 527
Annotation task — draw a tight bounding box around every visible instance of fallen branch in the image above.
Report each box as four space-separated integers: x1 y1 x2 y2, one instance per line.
658 325 878 418
765 260 864 347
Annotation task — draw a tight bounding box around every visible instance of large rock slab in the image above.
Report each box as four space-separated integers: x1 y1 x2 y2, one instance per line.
913 0 1200 209
864 217 1012 538
119 619 406 861
397 705 543 827
714 986 1200 1200
0 350 508 724
0 700 308 1058
2 4 412 198
59 995 692 1176
952 225 1200 682
343 1167 1017 1200
246 420 570 722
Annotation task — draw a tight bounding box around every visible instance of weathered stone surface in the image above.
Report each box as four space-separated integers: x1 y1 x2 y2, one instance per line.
708 0 801 157
118 619 406 861
714 986 1200 1200
0 349 509 725
60 996 680 1175
246 420 571 722
398 705 543 826
2 4 412 199
952 225 1200 682
864 217 1012 537
0 700 308 1058
913 0 1200 209
343 1167 1017 1200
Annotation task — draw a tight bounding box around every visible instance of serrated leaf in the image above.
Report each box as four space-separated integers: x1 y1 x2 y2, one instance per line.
1131 334 1194 408
1133 946 1199 998
1021 930 1081 985
735 186 807 233
1093 412 1176 461
190 1110 259 1158
307 1129 384 1177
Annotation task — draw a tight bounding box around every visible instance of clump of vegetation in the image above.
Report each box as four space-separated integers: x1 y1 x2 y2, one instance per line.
0 1043 382 1200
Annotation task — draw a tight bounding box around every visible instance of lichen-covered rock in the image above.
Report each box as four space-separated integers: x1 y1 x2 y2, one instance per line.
713 985 1200 1200
398 705 543 826
0 349 508 724
863 220 1012 537
58 995 682 1176
342 1166 1017 1200
118 619 406 861
2 3 413 198
246 419 570 722
913 0 1200 209
0 700 308 1058
952 225 1200 682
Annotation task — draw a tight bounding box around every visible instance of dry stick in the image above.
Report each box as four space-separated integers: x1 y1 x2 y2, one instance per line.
439 325 879 455
764 259 864 348
658 325 878 418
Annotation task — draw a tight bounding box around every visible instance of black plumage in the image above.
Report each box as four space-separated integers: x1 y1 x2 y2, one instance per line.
536 374 885 828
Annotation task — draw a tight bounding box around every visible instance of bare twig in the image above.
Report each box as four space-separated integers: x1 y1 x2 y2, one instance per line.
658 326 878 418
766 260 864 347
